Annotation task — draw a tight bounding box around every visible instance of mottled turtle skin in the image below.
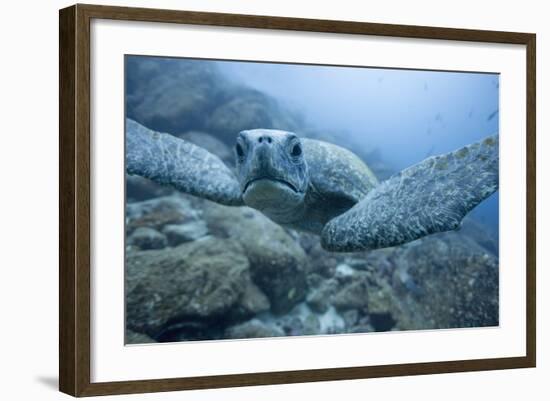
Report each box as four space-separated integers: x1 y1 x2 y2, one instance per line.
126 119 499 252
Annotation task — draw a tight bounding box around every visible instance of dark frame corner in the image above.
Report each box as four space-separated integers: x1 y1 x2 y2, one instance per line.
59 3 536 397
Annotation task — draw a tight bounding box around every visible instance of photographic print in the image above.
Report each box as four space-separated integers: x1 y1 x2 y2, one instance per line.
124 55 499 344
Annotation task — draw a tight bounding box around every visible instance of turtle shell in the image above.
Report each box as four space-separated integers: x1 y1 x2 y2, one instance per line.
302 138 378 206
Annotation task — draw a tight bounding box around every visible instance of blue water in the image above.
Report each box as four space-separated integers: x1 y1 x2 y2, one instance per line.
218 60 500 240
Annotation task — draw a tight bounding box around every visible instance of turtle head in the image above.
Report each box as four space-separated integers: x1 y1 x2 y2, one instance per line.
235 129 309 218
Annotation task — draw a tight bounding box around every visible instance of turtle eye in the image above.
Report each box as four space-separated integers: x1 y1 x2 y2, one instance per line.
235 143 245 159
291 143 302 157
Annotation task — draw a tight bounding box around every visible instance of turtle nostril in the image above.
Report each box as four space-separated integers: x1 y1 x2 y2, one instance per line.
258 136 273 144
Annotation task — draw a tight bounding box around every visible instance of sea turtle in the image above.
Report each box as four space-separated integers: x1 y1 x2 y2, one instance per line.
126 118 498 252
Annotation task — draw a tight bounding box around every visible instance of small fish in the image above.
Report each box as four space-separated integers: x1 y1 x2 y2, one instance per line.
468 109 474 118
435 112 442 122
487 109 499 121
423 82 429 91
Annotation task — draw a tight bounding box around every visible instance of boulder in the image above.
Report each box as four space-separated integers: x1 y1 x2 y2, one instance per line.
300 223 498 332
331 274 370 312
126 237 255 339
125 329 156 345
126 195 200 233
206 91 301 141
126 57 227 135
201 202 308 314
162 221 209 246
125 56 302 144
126 174 174 202
358 232 499 331
225 319 284 339
127 227 167 250
306 279 338 313
232 281 271 318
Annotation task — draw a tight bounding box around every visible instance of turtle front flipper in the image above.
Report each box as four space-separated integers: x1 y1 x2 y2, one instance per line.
126 118 243 206
321 134 499 252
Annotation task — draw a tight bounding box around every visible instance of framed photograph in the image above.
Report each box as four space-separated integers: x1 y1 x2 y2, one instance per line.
59 4 536 397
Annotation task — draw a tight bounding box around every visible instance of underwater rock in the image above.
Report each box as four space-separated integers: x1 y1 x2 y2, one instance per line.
125 329 156 344
255 303 334 336
306 267 370 316
360 232 499 330
241 281 271 314
302 313 322 335
162 221 209 246
298 232 344 278
127 227 167 250
227 281 271 321
306 279 338 313
201 202 308 315
364 279 396 316
206 91 301 142
317 306 346 334
305 272 325 289
298 221 498 332
126 58 227 135
126 195 197 231
331 273 370 312
225 319 284 339
334 263 356 278
125 237 254 338
126 56 302 143
126 174 174 202
298 304 343 335
341 309 360 329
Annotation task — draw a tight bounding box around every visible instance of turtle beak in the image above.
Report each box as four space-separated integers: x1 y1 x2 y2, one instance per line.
243 177 298 194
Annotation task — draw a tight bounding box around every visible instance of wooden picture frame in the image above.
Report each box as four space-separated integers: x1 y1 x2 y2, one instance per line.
59 3 536 397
